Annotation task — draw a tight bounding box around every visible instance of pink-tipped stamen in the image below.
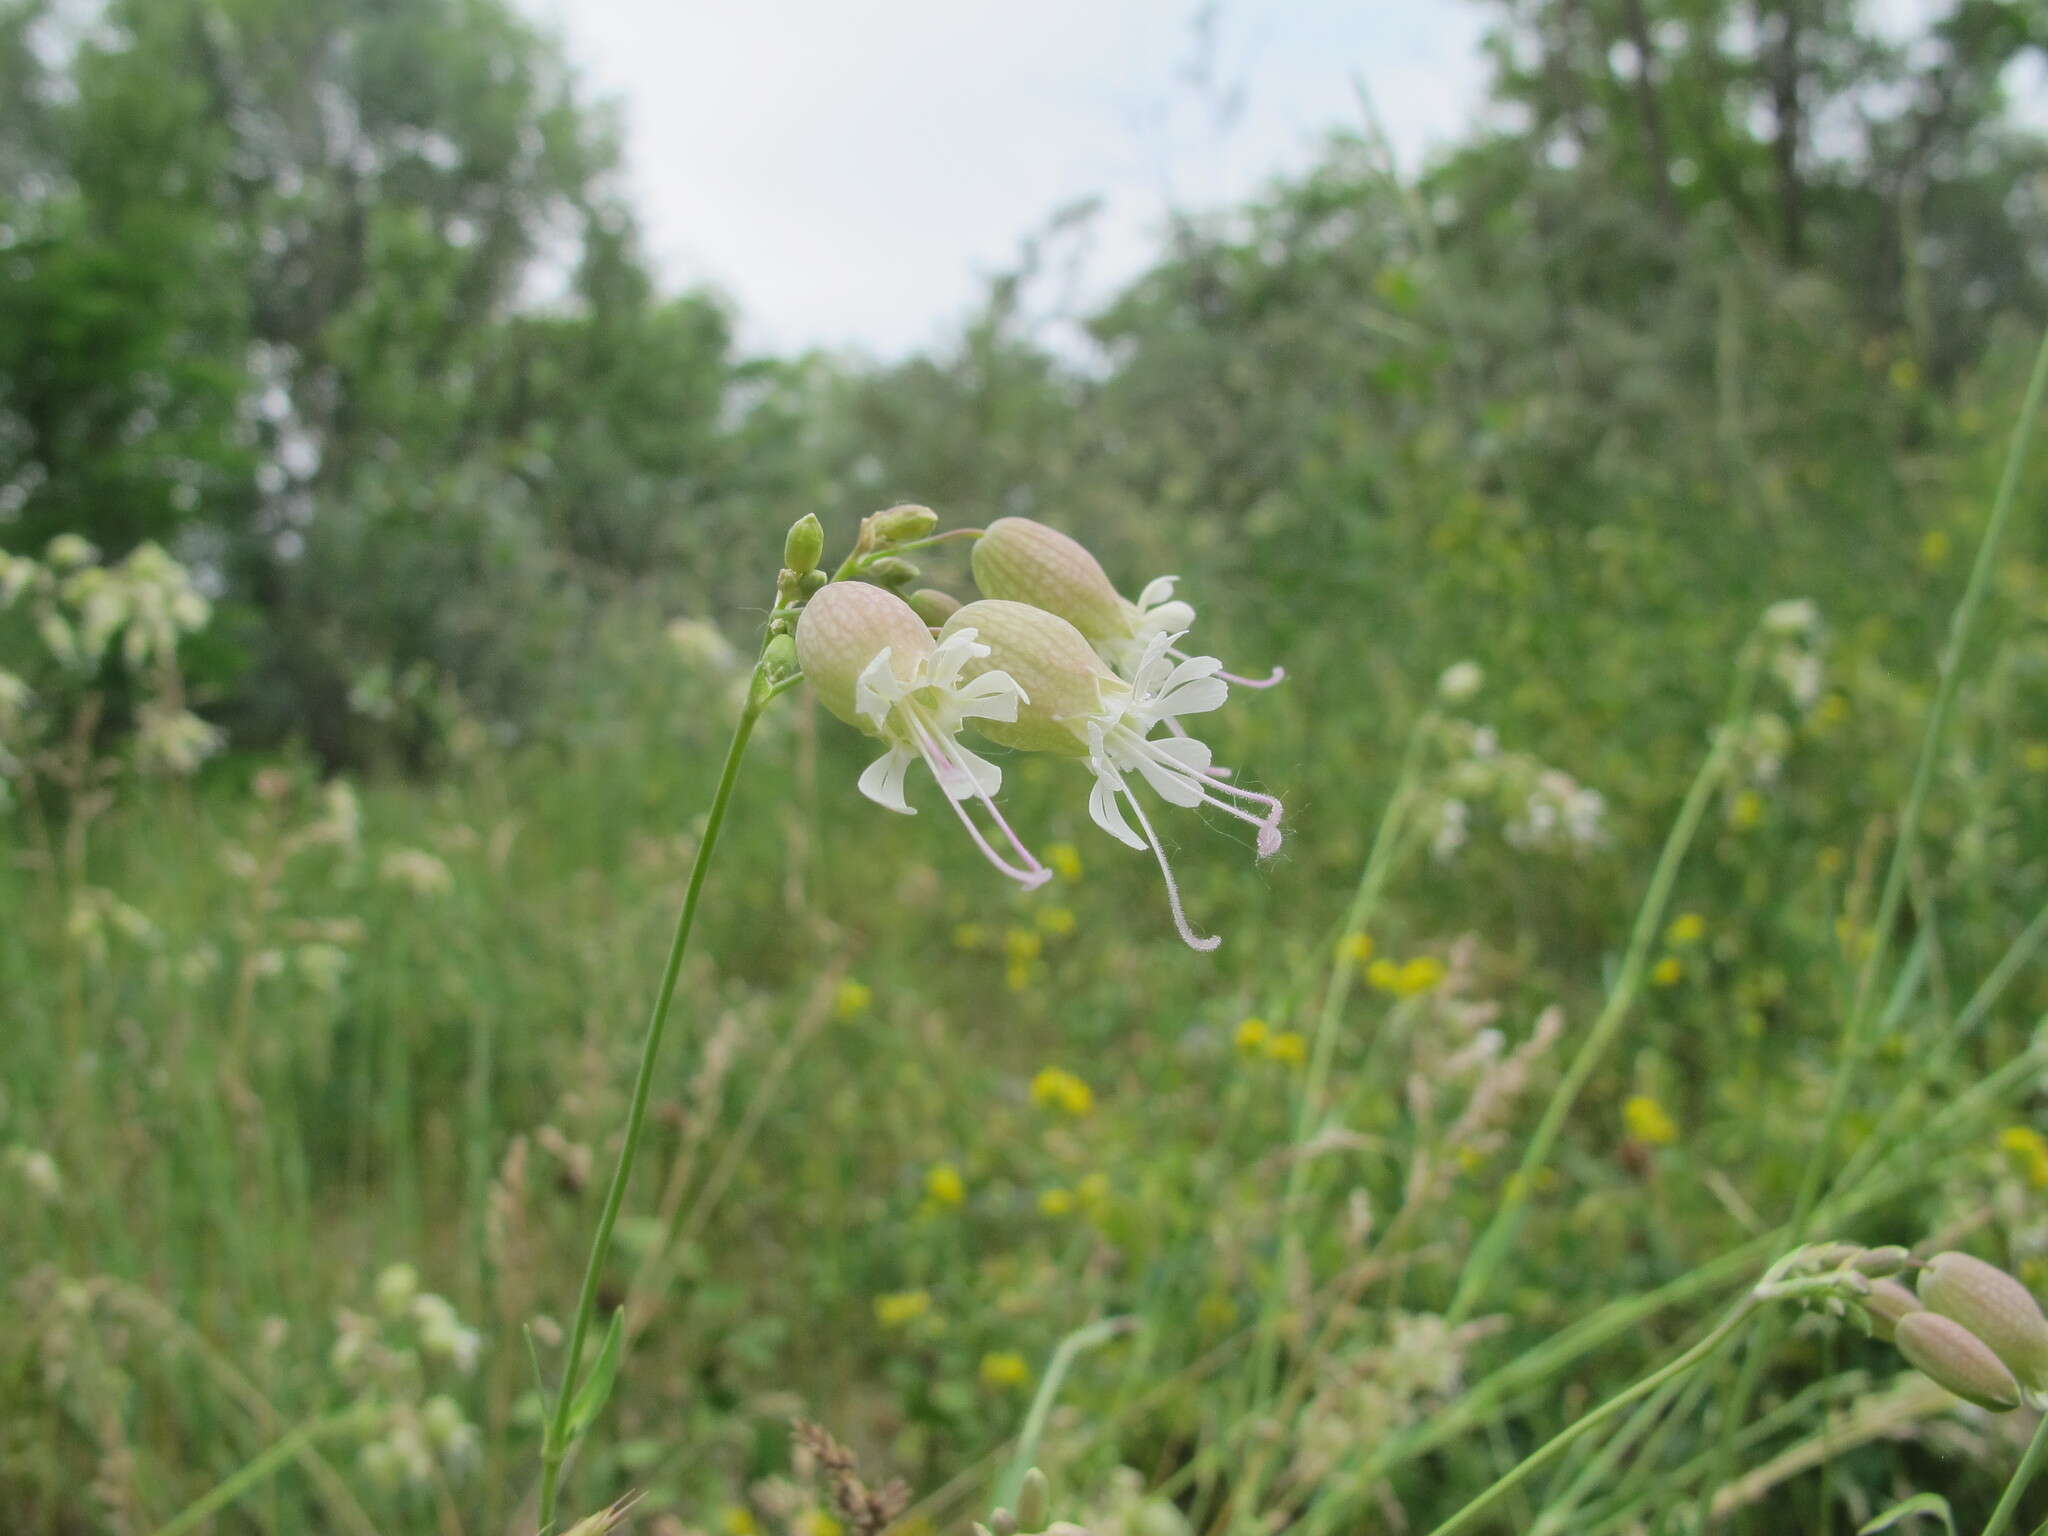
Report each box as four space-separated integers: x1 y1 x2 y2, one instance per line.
908 722 1051 889
1126 793 1219 952
1168 646 1286 690
1128 732 1284 858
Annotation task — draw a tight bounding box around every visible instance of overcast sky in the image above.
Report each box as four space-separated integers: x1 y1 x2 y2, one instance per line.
523 2 1491 358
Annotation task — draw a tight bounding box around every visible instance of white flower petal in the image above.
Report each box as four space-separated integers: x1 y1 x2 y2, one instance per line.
926 627 990 689
950 668 1026 723
1145 599 1196 633
1133 750 1207 807
1152 734 1214 775
1151 675 1229 720
942 740 1004 801
854 647 907 731
1088 770 1147 849
856 745 918 814
1135 575 1180 610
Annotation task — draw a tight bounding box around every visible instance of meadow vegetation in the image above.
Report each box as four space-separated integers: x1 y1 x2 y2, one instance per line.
5 0 2048 1532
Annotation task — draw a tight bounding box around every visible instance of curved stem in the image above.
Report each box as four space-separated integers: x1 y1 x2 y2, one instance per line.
537 665 770 1530
1983 1410 2048 1536
1423 1299 1761 1536
151 1408 376 1536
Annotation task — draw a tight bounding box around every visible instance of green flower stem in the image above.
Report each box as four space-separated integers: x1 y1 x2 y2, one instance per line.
536 662 772 1531
1424 1299 1763 1536
1445 651 1760 1327
1983 1410 2048 1536
995 1316 1137 1509
151 1407 377 1536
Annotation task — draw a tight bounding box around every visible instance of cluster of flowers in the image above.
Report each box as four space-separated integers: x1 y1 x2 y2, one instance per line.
787 511 1286 950
1426 715 1607 863
330 1263 485 1492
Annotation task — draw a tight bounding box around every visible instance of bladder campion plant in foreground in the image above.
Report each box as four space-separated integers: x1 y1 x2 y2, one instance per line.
533 506 1290 1527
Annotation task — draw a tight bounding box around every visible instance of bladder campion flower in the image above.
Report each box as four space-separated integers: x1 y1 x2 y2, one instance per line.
970 516 1284 689
795 582 1049 888
940 598 1284 950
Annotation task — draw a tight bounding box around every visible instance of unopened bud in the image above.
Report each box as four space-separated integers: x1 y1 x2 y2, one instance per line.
1917 1251 2048 1393
1016 1468 1050 1532
908 588 961 626
867 556 920 588
1894 1310 2023 1410
1863 1278 1921 1341
784 513 825 576
762 633 797 679
800 569 828 595
1853 1246 1911 1278
872 503 939 542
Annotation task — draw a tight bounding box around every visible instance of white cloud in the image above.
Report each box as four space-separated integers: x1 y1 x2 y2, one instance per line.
525 0 1488 356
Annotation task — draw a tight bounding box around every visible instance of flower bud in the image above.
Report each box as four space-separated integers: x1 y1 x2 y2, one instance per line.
1916 1251 2048 1393
867 556 920 588
761 633 798 679
909 588 961 626
941 600 1110 756
972 517 1131 641
1893 1310 2023 1410
1853 1246 1911 1278
873 503 939 542
1863 1278 1921 1341
1016 1468 1050 1532
784 513 825 576
794 582 933 729
800 569 828 595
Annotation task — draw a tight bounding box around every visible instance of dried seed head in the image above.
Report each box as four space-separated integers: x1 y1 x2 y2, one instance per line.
1894 1310 2023 1409
784 513 825 577
1916 1251 2048 1394
794 583 933 730
941 599 1111 757
1863 1278 1921 1341
908 588 962 626
972 517 1132 641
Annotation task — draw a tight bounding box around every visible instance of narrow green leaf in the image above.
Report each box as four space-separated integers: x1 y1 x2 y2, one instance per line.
1859 1492 1954 1535
565 1310 625 1440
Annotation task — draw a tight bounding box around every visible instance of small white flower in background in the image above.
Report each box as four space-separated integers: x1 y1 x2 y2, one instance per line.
1432 798 1471 862
1762 597 1820 637
413 1292 483 1374
0 669 31 726
134 701 224 775
1438 660 1484 702
971 516 1286 690
942 599 1285 951
45 534 99 569
380 848 453 898
297 942 351 994
795 581 1049 888
7 1145 63 1201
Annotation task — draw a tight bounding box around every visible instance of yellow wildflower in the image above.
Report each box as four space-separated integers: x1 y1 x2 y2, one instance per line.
925 1163 966 1207
1365 958 1402 993
1076 1171 1111 1216
1234 1017 1270 1054
801 1512 843 1536
834 980 872 1021
1650 956 1683 987
979 1351 1032 1389
952 923 987 951
1003 928 1042 964
1029 1067 1094 1117
1264 1031 1308 1066
2000 1126 2048 1190
1006 960 1033 994
1729 790 1764 831
873 1290 931 1327
1665 912 1705 947
1395 956 1445 996
1046 842 1083 881
1919 528 1950 567
1037 1187 1075 1217
1624 1095 1679 1146
720 1507 759 1536
2023 742 2048 774
1036 905 1077 937
1889 357 1921 392
1336 932 1374 965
